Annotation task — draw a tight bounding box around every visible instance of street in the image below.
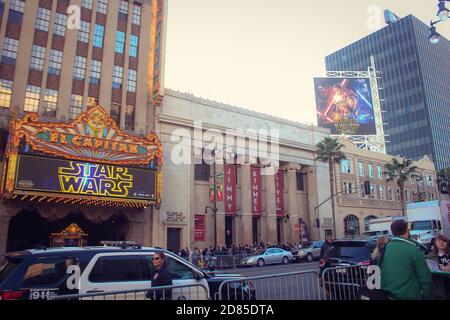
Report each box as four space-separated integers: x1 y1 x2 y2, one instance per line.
217 261 322 300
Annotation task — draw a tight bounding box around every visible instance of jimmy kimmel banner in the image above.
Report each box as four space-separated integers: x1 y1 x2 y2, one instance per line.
194 215 206 241
251 166 262 216
275 171 284 217
224 165 236 215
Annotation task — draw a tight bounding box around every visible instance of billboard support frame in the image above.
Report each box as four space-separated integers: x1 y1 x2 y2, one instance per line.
326 56 386 153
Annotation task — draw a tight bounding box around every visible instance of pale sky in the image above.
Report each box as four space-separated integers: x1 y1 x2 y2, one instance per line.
164 0 450 126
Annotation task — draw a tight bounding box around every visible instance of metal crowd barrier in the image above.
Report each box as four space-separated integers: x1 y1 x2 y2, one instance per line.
189 254 253 269
321 265 370 300
49 283 210 301
217 270 321 300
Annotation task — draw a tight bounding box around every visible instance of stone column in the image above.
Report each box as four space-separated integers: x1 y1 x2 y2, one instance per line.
287 165 301 243
240 164 253 245
142 206 153 247
215 163 226 247
265 172 277 243
0 214 11 262
307 166 319 241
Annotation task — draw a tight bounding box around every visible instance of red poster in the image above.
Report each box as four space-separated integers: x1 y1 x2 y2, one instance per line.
251 166 262 215
224 165 236 215
275 171 284 217
194 215 206 241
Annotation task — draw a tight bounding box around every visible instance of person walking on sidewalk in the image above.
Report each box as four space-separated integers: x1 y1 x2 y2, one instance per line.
381 220 433 300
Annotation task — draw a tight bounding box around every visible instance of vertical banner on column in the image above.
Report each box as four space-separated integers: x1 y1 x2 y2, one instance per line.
275 171 284 217
224 165 236 215
251 166 262 215
194 215 206 241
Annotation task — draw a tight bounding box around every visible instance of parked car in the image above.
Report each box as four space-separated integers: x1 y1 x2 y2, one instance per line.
239 248 293 267
0 243 255 300
294 241 324 262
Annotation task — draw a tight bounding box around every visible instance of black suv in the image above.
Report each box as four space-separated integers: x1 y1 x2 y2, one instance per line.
0 245 255 300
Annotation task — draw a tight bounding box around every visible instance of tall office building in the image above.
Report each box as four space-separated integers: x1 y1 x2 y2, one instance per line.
325 14 450 170
0 0 166 132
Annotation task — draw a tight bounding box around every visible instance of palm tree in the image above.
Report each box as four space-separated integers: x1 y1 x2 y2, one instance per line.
384 158 418 216
437 168 450 195
315 137 346 238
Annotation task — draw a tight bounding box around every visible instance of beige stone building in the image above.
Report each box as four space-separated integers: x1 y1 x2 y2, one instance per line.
334 138 439 238
155 89 334 252
0 0 167 257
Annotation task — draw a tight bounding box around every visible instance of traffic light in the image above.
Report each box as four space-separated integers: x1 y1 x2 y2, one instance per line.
315 218 320 228
364 181 371 195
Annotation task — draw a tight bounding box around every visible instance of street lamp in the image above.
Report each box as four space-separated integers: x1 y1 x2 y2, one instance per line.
429 24 441 44
437 1 449 21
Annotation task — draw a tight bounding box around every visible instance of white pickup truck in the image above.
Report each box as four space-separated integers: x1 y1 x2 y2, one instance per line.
406 200 450 248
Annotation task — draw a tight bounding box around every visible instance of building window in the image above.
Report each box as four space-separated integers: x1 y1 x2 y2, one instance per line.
358 161 365 176
30 45 46 71
9 0 25 13
343 182 353 194
42 89 58 117
90 60 101 84
127 69 136 92
195 162 210 182
24 85 41 113
77 20 91 43
73 56 87 80
119 0 128 20
93 24 105 48
132 4 141 25
341 159 351 173
97 0 108 14
48 49 62 75
396 189 400 201
296 172 304 191
69 95 83 120
388 186 393 200
344 215 360 236
404 190 409 202
115 31 126 54
81 0 93 10
2 38 19 64
129 35 139 57
112 66 123 89
377 165 383 179
370 184 375 199
364 216 377 232
368 163 374 178
0 79 13 109
110 103 120 124
35 7 51 32
125 105 135 131
378 185 385 200
426 174 433 186
54 13 67 37
87 97 98 108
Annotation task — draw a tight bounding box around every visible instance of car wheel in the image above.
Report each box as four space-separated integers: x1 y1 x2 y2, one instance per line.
306 253 313 262
257 258 265 267
282 256 289 264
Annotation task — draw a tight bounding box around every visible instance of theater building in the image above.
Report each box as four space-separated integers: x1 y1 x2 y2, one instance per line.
0 0 167 258
334 138 439 238
155 89 333 252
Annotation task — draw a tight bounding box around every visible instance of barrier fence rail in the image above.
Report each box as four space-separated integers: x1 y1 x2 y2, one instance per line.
321 265 372 300
49 283 210 301
217 270 322 300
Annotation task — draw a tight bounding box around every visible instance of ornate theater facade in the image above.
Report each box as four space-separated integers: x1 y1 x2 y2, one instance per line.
0 106 163 257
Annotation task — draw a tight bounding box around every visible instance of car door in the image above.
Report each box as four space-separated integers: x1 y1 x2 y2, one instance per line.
145 254 209 300
264 249 276 264
312 242 323 259
80 253 152 299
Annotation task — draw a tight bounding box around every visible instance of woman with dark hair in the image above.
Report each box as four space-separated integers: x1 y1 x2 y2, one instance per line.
427 235 450 272
146 251 173 300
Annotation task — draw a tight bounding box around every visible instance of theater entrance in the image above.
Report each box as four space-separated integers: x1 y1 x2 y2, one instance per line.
6 209 129 252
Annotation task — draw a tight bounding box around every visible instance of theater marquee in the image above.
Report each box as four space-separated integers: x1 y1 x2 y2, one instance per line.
1 106 163 208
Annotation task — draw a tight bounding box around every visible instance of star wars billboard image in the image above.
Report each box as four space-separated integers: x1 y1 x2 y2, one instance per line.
314 77 376 135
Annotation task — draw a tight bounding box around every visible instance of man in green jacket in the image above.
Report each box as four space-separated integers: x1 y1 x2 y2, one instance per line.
381 220 433 300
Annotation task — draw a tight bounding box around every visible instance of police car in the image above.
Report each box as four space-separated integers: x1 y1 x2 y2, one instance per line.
0 242 255 300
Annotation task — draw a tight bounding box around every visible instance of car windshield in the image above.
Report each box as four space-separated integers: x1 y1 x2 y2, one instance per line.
325 243 372 261
252 250 266 256
0 258 22 284
411 221 432 230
